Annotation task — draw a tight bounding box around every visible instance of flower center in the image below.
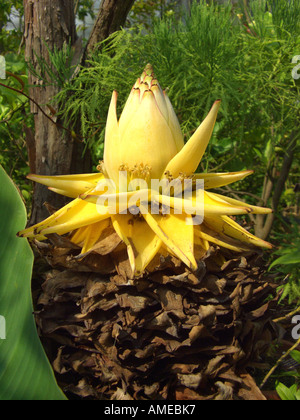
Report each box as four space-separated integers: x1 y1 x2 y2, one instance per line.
119 163 152 192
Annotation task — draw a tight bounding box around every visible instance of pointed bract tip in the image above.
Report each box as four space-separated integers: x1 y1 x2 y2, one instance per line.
213 100 221 109
241 169 255 177
141 64 155 82
145 63 154 73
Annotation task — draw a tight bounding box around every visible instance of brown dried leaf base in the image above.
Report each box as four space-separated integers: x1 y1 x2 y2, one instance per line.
32 234 278 400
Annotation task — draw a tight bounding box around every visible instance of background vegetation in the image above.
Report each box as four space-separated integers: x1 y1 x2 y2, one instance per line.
0 0 299 398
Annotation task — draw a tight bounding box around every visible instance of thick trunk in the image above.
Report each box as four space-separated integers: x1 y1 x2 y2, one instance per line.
24 0 136 225
24 0 91 224
84 0 136 57
254 132 297 240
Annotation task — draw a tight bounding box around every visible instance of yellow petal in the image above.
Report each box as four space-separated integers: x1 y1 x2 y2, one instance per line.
163 100 221 178
18 198 81 238
141 208 198 270
119 87 141 138
27 173 104 199
194 230 210 251
193 170 253 190
103 91 121 184
151 83 185 152
18 198 110 238
164 92 185 152
207 192 273 215
205 215 272 249
79 219 111 255
82 189 151 214
156 191 255 216
71 224 91 245
151 83 169 123
195 225 250 252
48 187 84 198
111 214 162 277
119 90 178 180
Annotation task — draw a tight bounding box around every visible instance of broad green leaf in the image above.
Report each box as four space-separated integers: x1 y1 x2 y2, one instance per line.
276 382 296 401
288 385 300 401
0 165 66 400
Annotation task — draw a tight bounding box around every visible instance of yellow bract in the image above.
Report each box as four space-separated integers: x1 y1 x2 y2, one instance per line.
18 64 272 278
104 64 182 188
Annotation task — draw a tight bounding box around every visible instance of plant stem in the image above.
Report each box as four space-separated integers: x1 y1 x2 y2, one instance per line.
254 131 298 240
260 336 300 390
273 306 300 324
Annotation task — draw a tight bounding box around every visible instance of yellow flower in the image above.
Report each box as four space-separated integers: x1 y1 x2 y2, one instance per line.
18 64 272 277
104 65 183 187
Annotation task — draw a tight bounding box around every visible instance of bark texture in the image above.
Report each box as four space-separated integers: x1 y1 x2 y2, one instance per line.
24 0 136 225
24 0 91 224
85 0 136 56
33 233 278 400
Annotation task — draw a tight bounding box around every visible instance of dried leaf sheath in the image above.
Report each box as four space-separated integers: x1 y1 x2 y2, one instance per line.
33 236 277 400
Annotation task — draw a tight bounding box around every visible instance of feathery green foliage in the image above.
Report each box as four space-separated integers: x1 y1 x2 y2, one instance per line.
0 54 32 203
51 1 300 307
26 41 75 89
269 220 300 304
52 0 299 185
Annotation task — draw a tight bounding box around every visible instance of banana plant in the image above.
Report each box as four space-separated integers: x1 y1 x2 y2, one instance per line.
18 65 272 278
0 164 66 400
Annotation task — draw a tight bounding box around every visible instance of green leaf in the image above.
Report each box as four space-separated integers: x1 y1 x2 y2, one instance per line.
276 382 296 401
264 138 274 162
290 350 300 365
270 251 300 269
0 165 66 400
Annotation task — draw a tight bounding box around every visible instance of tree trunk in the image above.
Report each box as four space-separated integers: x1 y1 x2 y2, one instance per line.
84 0 136 58
24 0 136 225
24 0 91 224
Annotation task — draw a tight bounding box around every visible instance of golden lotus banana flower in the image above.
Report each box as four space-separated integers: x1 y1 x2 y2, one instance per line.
104 65 183 187
18 64 272 277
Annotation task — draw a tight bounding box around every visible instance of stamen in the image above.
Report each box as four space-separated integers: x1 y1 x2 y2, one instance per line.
118 163 152 191
97 161 105 173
